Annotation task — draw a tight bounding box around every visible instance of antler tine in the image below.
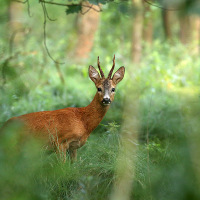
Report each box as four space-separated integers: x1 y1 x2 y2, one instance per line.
108 55 115 79
97 56 105 78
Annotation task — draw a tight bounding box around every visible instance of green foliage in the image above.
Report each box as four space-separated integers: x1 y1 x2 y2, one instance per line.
88 0 113 5
65 0 115 15
0 122 120 200
66 5 82 15
1 0 200 199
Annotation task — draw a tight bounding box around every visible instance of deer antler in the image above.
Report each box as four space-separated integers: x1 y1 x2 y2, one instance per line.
108 55 115 79
97 56 105 78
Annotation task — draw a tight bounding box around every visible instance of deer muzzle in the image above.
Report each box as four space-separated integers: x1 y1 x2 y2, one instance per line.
102 98 111 105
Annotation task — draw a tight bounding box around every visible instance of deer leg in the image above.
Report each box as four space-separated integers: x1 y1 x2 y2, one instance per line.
56 143 68 163
68 149 77 163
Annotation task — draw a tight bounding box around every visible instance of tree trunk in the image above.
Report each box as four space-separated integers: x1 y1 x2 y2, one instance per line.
162 10 172 40
74 2 100 59
194 17 200 54
8 1 24 44
193 17 200 43
181 15 200 53
179 14 191 44
143 3 153 44
132 0 144 64
179 15 200 47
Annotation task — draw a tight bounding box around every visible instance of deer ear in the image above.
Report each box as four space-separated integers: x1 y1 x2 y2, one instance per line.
89 65 101 84
112 66 125 84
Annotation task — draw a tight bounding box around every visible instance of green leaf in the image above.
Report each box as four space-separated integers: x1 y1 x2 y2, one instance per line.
88 0 99 5
89 0 113 5
99 0 109 5
65 5 82 15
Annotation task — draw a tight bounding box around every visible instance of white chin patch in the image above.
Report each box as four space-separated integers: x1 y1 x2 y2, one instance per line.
102 102 110 106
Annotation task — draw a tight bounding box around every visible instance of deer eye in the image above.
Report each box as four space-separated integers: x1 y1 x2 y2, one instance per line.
111 88 115 92
97 88 102 92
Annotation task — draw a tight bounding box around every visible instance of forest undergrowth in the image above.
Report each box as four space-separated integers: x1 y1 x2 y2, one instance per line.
1 40 200 199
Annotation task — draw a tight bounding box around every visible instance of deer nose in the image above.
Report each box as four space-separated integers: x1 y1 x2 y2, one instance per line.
102 98 111 104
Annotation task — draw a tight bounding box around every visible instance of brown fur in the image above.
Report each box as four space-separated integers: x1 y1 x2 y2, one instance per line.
4 58 125 162
6 92 109 161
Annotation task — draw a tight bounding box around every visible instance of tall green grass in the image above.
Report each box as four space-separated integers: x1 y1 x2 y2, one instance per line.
1 45 200 199
1 1 200 199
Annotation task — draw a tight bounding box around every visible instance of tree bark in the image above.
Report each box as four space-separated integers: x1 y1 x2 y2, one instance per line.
8 1 24 44
143 3 153 44
179 15 200 47
194 17 200 54
162 10 172 40
132 0 144 64
179 14 192 44
193 17 200 43
74 2 100 59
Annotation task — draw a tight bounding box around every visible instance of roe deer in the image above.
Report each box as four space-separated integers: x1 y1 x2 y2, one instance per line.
4 56 125 162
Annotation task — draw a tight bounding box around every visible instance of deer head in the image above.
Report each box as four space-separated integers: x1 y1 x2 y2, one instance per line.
89 55 125 106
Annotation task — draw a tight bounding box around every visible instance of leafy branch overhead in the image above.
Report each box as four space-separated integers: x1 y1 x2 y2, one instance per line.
37 0 109 15
12 0 199 64
13 0 111 63
65 0 113 14
15 0 112 14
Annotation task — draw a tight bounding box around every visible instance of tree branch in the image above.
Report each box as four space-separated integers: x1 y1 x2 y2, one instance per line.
40 1 64 64
43 1 57 21
39 0 102 12
143 0 182 11
12 0 32 17
12 0 102 64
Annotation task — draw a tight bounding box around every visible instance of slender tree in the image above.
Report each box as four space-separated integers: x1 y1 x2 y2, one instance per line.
179 14 192 44
132 0 143 64
74 1 100 59
162 10 172 40
8 1 24 44
143 2 153 44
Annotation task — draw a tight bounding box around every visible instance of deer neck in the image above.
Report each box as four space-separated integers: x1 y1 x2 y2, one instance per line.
83 92 110 133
